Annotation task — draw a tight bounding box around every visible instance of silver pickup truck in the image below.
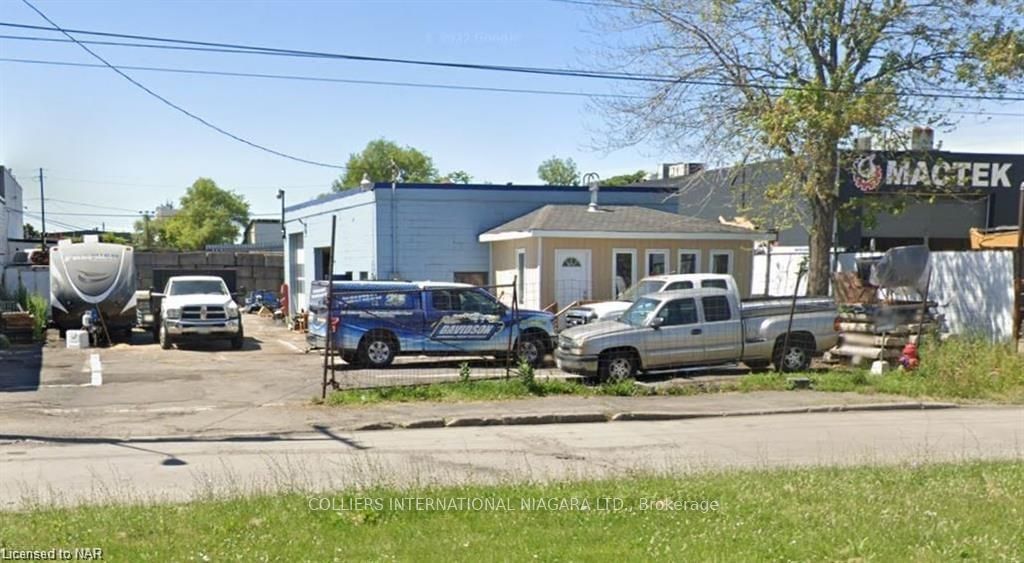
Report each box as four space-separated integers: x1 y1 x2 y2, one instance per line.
555 286 837 380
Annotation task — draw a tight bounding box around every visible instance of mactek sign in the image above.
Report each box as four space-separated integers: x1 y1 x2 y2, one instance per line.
849 152 1016 193
837 150 1024 249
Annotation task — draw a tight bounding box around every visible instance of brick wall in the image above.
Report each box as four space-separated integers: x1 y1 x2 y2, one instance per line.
135 251 284 292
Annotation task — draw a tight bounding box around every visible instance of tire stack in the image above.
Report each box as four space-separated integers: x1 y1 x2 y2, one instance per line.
826 302 942 366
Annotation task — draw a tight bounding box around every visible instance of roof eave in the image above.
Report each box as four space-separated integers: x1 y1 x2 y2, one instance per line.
480 229 773 242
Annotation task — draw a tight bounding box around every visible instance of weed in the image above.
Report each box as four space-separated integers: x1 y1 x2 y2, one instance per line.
458 362 471 384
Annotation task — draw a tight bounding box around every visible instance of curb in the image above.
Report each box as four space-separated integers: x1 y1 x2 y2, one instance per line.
351 401 959 432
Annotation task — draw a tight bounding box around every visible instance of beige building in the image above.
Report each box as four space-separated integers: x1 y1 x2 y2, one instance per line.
480 204 772 311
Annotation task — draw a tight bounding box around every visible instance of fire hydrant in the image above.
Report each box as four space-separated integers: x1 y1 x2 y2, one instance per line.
898 342 920 371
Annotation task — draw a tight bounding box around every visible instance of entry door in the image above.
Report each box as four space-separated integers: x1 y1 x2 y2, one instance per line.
554 249 591 309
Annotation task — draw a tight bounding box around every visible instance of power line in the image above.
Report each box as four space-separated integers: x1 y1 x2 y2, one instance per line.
25 196 144 213
3 56 1023 118
2 21 1023 101
14 2 345 170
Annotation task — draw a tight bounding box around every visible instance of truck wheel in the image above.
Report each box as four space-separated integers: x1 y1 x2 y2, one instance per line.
231 325 244 350
599 351 637 382
774 343 811 372
515 334 545 367
359 334 396 368
159 323 172 350
341 351 362 367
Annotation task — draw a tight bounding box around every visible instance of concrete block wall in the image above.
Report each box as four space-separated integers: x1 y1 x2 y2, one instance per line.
135 251 284 292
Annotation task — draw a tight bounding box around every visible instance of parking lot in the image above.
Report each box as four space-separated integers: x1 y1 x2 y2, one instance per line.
0 314 573 437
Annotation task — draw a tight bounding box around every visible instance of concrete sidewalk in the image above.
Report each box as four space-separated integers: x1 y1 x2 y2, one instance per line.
0 390 956 442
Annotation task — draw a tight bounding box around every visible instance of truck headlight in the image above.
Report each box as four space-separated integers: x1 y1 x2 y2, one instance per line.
165 308 181 320
227 303 240 318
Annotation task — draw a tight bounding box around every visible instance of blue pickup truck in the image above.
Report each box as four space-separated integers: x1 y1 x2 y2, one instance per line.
307 281 556 368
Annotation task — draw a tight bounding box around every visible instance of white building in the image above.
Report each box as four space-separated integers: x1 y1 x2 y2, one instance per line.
0 166 25 265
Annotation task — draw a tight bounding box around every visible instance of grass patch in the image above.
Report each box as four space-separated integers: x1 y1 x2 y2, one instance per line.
741 336 1024 403
2 461 1021 560
325 377 645 405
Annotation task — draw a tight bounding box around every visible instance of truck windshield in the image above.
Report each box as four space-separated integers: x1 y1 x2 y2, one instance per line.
169 281 227 296
620 297 659 326
618 280 664 302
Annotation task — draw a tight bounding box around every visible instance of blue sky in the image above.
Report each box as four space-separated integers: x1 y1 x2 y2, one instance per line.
2 0 1022 232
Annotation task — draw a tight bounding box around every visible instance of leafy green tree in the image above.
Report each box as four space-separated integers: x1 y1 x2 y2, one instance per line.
160 178 250 250
537 156 580 185
440 170 473 184
591 0 1024 295
333 139 438 190
602 170 649 186
22 223 40 239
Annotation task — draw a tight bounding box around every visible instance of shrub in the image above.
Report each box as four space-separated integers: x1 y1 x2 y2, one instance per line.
458 362 471 384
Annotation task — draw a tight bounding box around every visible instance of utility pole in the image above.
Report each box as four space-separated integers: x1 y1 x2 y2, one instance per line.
276 189 286 239
37 167 46 250
1014 181 1024 344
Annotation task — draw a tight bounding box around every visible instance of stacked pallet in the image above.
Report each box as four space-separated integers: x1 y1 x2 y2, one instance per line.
1 309 37 342
828 302 941 364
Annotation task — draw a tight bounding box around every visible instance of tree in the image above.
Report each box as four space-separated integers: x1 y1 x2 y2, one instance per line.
602 170 649 186
591 1 1024 295
159 178 250 250
440 170 473 184
537 156 580 185
332 139 438 190
22 223 40 239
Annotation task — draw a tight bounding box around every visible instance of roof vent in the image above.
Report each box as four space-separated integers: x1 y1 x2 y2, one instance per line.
584 173 601 212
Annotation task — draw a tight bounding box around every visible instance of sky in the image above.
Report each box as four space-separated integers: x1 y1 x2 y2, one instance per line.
1 0 1023 233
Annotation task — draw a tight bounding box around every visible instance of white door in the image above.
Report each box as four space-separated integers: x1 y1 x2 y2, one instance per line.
554 249 591 309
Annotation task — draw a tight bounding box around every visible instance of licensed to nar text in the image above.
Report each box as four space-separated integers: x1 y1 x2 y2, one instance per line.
0 547 103 561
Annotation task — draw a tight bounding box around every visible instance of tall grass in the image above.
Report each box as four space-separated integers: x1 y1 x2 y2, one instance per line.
741 336 1024 403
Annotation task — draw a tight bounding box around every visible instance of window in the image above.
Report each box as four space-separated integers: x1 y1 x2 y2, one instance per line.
701 279 728 290
561 257 582 267
431 289 501 314
359 271 369 281
710 251 733 275
646 249 668 276
677 250 700 274
454 272 488 286
658 298 698 326
664 281 694 291
702 295 732 322
516 249 526 304
313 247 332 280
612 249 636 299
621 297 659 326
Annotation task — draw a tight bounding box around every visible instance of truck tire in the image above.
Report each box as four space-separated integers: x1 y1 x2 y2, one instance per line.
515 334 545 368
341 351 362 367
359 333 396 368
598 350 637 382
159 323 172 350
773 341 812 372
231 325 244 350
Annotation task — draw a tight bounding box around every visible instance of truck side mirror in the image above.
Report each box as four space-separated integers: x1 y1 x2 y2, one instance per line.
649 316 664 329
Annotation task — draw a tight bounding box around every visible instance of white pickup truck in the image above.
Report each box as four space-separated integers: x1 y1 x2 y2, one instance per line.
563 274 738 327
555 285 837 380
156 275 244 350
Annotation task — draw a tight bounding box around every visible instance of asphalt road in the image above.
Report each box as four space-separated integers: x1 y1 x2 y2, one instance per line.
2 407 1021 508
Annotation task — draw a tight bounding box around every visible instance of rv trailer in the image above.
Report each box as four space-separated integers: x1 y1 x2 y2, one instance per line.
49 235 138 334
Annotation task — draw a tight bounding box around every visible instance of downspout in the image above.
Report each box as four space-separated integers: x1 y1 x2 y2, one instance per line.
391 181 397 279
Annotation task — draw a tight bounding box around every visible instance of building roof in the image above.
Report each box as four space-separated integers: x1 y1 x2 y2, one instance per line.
478 204 771 242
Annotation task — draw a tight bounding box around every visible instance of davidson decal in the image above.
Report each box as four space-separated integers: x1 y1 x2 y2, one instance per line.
430 313 503 341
